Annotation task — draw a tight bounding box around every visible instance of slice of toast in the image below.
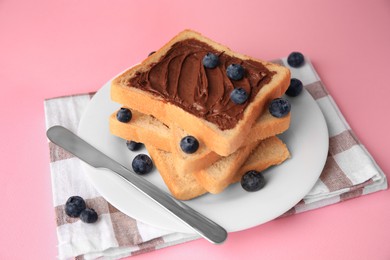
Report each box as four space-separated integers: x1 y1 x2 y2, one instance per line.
194 140 261 194
169 110 290 173
110 109 172 151
147 147 208 200
111 29 290 156
110 109 290 173
146 136 290 200
230 137 290 183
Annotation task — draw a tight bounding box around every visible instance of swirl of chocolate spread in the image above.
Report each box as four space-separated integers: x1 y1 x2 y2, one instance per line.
129 39 275 130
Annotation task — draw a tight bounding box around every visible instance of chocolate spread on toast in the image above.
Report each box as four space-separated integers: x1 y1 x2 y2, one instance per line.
129 39 275 130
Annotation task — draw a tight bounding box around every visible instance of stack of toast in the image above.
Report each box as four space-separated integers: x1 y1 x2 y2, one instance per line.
109 30 292 200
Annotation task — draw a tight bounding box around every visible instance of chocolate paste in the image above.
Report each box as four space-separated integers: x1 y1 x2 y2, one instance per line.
129 39 275 130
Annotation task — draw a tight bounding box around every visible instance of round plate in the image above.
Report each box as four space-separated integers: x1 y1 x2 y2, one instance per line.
78 79 328 233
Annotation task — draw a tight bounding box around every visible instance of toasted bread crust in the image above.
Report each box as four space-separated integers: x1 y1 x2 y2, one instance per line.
230 137 290 183
170 110 290 173
110 109 290 173
110 109 171 150
146 136 289 200
111 29 290 156
147 145 208 200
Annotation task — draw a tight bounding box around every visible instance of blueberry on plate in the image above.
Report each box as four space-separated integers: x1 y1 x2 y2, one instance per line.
230 87 248 104
226 64 245 81
65 196 86 218
269 98 291 118
116 108 132 123
126 140 143 151
80 208 98 223
241 170 266 192
132 154 153 175
180 136 199 154
285 78 303 97
202 53 219 69
287 52 305 68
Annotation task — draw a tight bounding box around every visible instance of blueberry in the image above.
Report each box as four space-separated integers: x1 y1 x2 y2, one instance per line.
65 196 86 218
180 136 199 154
230 87 248 104
80 208 98 223
226 64 245 81
202 53 219 69
116 108 132 123
269 98 291 118
132 154 153 174
285 78 303 97
241 170 266 192
287 52 305 68
126 140 143 151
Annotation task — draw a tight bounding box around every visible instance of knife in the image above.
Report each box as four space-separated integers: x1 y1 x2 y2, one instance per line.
46 125 227 244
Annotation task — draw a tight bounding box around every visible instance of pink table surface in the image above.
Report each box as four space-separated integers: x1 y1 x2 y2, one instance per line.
1 0 390 259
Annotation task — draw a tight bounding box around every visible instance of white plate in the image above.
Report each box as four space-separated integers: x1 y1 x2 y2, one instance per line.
78 79 328 233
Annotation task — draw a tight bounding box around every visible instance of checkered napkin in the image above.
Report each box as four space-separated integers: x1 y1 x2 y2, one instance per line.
44 58 387 259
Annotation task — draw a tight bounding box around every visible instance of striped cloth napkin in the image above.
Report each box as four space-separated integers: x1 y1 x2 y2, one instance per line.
44 57 387 260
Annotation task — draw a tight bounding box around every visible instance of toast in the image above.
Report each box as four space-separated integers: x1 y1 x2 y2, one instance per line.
194 140 261 194
111 29 290 156
169 110 290 173
146 136 290 200
109 109 290 173
110 109 172 151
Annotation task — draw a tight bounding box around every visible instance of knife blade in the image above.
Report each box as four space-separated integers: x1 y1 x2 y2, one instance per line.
46 125 227 244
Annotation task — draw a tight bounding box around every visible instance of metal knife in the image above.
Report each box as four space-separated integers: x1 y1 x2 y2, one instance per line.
46 125 227 244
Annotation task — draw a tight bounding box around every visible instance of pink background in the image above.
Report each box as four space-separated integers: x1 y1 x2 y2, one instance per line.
1 0 390 259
